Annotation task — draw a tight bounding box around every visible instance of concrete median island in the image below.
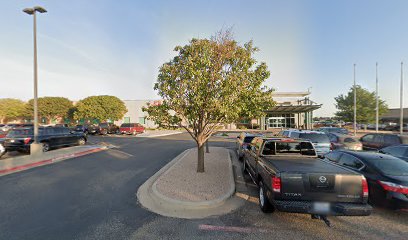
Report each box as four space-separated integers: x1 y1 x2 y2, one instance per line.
137 147 244 219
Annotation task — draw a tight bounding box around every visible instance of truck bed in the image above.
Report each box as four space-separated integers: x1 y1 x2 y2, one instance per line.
264 156 356 174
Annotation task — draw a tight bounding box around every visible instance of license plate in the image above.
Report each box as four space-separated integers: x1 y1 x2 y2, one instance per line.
313 202 330 214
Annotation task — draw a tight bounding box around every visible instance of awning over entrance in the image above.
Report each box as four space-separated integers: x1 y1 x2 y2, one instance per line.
265 104 322 113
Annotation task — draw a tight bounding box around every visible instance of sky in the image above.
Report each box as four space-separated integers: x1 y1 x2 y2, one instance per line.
0 0 407 117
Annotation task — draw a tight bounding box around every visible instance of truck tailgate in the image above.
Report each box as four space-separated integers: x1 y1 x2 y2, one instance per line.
280 172 363 203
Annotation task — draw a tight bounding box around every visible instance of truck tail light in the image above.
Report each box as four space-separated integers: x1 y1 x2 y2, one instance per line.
362 176 369 198
272 176 281 193
378 180 408 194
24 138 31 144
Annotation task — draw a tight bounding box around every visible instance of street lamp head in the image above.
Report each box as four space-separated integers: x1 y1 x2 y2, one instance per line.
23 8 35 15
34 6 47 13
23 6 47 15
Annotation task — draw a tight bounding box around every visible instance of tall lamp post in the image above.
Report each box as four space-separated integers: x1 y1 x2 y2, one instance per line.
23 6 47 155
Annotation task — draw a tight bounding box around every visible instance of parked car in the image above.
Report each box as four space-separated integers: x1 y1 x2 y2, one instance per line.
379 145 408 162
360 133 408 150
242 137 372 226
0 130 6 158
119 123 145 135
87 124 101 135
279 129 331 156
317 127 349 135
3 127 87 153
324 150 408 209
74 125 89 135
236 132 263 159
327 132 362 151
99 123 119 135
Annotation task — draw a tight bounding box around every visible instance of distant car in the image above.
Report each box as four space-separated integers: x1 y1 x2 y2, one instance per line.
87 124 101 135
55 124 69 128
327 132 362 151
360 133 408 150
119 123 145 135
0 130 6 158
236 132 263 159
74 125 89 135
379 145 408 162
324 150 408 209
279 129 331 156
3 127 87 153
99 123 119 135
317 127 349 135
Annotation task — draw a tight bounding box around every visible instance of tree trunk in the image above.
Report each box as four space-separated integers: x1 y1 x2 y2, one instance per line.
197 143 205 173
205 140 209 153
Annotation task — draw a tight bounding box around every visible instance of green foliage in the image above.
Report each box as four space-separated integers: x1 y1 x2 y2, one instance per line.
27 97 73 123
74 95 127 122
144 30 275 172
335 85 388 124
0 98 28 122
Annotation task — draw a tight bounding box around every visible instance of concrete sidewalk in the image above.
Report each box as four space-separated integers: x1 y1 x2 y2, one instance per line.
136 130 183 138
137 147 245 219
0 144 108 177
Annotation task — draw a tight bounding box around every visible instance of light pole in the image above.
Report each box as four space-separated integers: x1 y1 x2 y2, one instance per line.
375 62 379 132
353 64 357 136
400 62 404 135
23 6 47 155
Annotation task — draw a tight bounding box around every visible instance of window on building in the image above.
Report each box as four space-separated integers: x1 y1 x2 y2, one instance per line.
139 117 146 124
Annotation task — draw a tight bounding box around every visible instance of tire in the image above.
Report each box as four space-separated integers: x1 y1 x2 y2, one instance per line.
259 181 274 213
78 137 86 146
42 142 50 152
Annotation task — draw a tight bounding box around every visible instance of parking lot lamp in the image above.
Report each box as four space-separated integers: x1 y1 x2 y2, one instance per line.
23 6 47 154
353 64 357 136
400 62 404 135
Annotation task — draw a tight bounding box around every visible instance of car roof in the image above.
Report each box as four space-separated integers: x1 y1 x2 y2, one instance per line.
258 136 311 142
336 150 398 162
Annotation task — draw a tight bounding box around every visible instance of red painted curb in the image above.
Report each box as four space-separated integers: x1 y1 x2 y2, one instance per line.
0 147 105 175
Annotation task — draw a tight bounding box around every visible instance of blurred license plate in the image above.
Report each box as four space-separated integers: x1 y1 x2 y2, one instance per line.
313 202 330 213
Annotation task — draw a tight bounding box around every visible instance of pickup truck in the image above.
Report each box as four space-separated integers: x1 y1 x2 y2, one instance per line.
242 137 372 226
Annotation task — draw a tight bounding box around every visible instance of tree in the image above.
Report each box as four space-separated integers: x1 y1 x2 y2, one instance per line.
143 30 275 173
74 95 127 122
27 97 73 124
335 85 388 124
0 98 28 123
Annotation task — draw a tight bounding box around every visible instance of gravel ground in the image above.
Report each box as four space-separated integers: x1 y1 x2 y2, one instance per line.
155 147 231 202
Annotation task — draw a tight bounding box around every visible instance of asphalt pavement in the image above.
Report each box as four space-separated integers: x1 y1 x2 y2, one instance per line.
0 133 407 240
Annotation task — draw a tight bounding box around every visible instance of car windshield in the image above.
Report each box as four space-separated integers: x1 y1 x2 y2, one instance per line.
121 123 131 127
370 158 408 176
99 123 108 127
299 133 330 143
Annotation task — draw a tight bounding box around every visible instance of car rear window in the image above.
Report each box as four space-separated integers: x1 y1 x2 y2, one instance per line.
370 158 408 176
344 137 357 143
244 136 256 143
262 141 316 156
100 123 108 127
121 123 131 127
299 133 330 143
7 129 34 136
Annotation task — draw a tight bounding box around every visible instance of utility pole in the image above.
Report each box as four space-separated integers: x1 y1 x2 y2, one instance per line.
354 64 357 136
400 62 404 135
376 62 379 132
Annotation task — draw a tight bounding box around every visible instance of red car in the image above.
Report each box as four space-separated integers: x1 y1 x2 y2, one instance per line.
119 123 145 135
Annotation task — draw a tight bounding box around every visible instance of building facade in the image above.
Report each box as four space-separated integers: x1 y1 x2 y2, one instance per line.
259 92 321 130
114 100 160 128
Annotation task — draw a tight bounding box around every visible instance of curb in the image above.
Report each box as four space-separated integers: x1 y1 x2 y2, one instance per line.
0 146 107 176
151 149 235 208
137 147 239 218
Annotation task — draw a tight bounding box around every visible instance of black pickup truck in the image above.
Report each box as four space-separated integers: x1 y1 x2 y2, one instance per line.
242 137 372 226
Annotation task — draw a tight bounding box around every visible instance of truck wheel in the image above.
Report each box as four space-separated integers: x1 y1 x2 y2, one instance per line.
259 181 274 213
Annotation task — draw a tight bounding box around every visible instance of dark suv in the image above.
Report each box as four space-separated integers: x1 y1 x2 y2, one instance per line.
3 127 87 153
360 133 408 150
